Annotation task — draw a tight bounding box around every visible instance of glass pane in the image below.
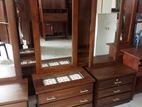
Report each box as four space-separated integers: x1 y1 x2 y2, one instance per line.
38 0 72 68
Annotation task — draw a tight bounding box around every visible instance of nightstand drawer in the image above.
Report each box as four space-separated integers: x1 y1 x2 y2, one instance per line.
38 84 93 104
40 94 92 107
99 75 134 89
98 84 132 98
96 92 132 107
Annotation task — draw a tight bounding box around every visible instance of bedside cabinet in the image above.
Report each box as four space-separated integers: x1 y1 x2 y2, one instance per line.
87 64 136 107
32 67 95 107
0 80 28 107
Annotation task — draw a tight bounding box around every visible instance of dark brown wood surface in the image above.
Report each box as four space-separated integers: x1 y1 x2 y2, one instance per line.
88 64 136 80
40 94 92 107
33 67 94 94
38 83 93 104
122 48 142 71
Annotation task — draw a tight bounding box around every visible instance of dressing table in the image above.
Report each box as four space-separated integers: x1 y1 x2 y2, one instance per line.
85 0 136 106
30 0 95 106
0 0 28 107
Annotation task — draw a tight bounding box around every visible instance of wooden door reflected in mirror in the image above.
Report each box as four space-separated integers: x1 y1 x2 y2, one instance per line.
0 0 21 81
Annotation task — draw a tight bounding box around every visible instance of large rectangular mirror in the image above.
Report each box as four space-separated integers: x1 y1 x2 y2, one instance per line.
93 0 121 64
38 0 72 68
0 0 21 82
30 0 77 73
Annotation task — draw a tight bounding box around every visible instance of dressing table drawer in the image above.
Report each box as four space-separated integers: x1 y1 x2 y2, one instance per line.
40 94 92 107
96 92 132 107
98 84 132 98
98 75 134 89
38 84 93 104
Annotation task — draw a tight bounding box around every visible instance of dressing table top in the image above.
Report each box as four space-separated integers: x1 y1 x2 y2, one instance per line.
0 80 28 106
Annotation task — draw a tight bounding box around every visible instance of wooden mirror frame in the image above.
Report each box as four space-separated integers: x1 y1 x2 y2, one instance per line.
0 0 22 83
30 0 79 74
88 0 138 67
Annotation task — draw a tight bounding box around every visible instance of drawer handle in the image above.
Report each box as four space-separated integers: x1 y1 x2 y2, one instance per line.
113 90 121 94
113 98 120 102
46 96 56 101
80 99 89 103
114 81 122 85
80 90 89 94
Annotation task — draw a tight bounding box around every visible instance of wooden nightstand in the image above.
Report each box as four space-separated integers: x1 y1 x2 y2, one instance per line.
86 64 136 107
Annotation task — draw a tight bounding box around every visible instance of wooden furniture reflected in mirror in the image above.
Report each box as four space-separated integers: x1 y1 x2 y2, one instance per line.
15 0 33 48
38 0 68 39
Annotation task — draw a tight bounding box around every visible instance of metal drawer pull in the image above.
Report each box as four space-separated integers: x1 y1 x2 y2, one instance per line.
46 96 56 101
113 98 120 102
80 99 89 103
114 81 122 85
113 90 121 93
80 90 89 93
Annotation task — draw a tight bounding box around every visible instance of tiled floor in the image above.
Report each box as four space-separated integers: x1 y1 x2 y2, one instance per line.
115 93 142 107
29 93 142 107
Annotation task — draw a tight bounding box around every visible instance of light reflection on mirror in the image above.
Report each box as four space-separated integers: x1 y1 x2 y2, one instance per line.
94 0 120 59
0 0 16 79
38 0 72 68
0 43 15 78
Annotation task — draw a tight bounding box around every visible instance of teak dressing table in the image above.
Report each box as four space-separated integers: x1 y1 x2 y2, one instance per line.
0 0 28 107
85 0 137 107
30 0 95 106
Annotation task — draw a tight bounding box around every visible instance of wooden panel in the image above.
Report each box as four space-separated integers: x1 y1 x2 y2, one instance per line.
0 0 9 43
96 92 132 107
38 84 93 104
137 0 142 13
77 103 92 107
1 102 27 107
41 0 66 9
0 0 6 22
40 94 92 107
78 0 92 66
43 13 67 22
15 0 32 45
98 84 132 98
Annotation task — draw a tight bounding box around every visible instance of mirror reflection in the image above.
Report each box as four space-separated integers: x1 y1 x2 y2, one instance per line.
94 0 121 61
0 0 16 78
38 0 72 68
